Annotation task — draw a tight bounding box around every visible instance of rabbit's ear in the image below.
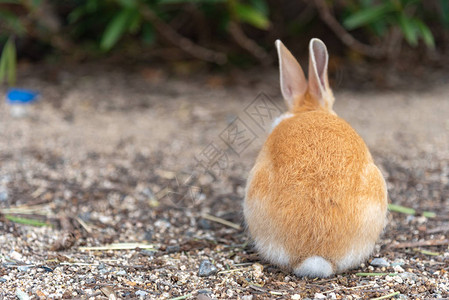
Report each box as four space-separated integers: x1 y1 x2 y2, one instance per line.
276 40 307 109
308 38 331 108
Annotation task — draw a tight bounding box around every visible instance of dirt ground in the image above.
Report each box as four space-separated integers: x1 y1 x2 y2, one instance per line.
0 64 448 299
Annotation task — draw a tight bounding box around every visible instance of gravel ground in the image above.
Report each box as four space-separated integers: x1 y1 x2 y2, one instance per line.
0 65 448 299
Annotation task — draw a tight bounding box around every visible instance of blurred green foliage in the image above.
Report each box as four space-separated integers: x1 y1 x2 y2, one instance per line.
0 0 448 84
342 0 437 48
0 36 16 85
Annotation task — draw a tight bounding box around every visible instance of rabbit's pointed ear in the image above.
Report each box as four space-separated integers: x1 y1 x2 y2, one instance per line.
276 40 307 109
308 38 331 108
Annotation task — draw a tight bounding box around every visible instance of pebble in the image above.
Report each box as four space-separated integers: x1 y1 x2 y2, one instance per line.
197 295 214 300
18 265 31 272
393 265 405 273
391 259 405 266
291 294 301 300
314 293 326 299
166 245 180 253
9 250 23 261
0 187 8 202
198 260 218 277
241 295 253 300
198 219 212 230
399 272 419 281
15 288 30 300
252 263 264 278
116 270 127 276
97 263 108 274
0 277 7 283
370 258 390 267
143 230 153 241
135 290 148 297
140 249 156 257
86 277 96 284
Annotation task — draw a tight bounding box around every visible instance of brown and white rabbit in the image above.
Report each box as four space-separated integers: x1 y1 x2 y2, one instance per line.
244 38 388 278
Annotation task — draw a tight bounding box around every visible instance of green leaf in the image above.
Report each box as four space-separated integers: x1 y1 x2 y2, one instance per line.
5 38 16 86
86 0 100 12
233 2 270 30
415 19 435 48
343 3 395 30
388 203 436 218
398 13 418 46
142 23 155 45
249 0 269 17
117 0 138 8
441 0 449 27
128 10 142 34
5 215 49 227
68 6 88 23
31 0 42 8
0 44 8 84
100 8 136 51
0 11 26 36
158 0 225 3
0 37 16 86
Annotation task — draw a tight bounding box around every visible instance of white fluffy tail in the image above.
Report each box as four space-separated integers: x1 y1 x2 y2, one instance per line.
294 256 334 278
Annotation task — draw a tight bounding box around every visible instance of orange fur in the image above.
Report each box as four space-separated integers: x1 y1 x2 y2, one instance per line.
244 39 387 277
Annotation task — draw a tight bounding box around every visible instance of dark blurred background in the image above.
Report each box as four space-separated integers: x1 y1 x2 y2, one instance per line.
1 0 448 88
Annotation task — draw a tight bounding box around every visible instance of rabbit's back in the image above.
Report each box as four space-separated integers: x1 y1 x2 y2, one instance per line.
245 110 387 274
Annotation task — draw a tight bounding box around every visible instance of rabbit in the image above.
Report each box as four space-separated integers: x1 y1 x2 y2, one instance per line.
243 38 388 278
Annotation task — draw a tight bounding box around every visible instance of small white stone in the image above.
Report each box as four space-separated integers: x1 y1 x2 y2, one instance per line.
393 265 405 273
9 250 23 261
291 294 301 300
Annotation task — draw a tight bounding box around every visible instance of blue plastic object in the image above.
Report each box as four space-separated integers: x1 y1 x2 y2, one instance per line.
6 88 39 104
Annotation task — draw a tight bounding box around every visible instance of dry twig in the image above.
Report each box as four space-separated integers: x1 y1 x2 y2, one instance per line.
139 5 227 64
313 0 385 58
202 213 242 230
228 21 273 66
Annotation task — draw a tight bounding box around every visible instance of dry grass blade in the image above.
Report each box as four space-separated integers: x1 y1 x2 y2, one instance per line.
79 243 156 251
413 248 440 256
75 216 93 234
389 239 449 249
356 273 396 277
202 213 242 230
0 205 51 215
371 291 400 300
217 267 249 274
168 294 192 300
269 291 285 296
427 224 449 234
60 262 100 266
323 283 375 294
100 286 118 300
